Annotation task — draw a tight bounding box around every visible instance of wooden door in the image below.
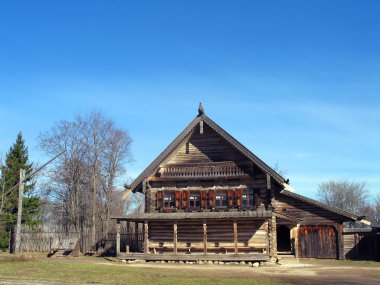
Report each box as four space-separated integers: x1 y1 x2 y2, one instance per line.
298 225 337 258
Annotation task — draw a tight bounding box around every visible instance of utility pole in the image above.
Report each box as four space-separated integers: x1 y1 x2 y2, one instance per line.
8 150 66 254
14 169 25 254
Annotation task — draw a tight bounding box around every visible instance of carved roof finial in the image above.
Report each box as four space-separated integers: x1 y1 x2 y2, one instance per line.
198 102 205 116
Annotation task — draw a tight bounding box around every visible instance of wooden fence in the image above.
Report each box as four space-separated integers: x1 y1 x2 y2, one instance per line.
12 225 144 255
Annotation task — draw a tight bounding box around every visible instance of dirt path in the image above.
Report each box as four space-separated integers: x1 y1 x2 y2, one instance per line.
122 261 380 285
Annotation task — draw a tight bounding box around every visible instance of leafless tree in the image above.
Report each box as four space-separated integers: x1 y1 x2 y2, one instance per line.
272 161 288 178
316 180 369 215
39 110 133 251
81 110 109 247
98 119 132 236
361 194 380 225
39 119 90 241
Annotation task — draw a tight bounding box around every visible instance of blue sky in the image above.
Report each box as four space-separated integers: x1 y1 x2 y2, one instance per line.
0 0 379 199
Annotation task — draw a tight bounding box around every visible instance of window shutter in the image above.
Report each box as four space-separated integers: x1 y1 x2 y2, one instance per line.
175 191 182 208
156 191 163 210
182 191 189 209
208 190 215 209
227 190 234 208
201 191 207 209
235 188 242 207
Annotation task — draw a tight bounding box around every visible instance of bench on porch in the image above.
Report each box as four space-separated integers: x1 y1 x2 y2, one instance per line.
149 245 266 254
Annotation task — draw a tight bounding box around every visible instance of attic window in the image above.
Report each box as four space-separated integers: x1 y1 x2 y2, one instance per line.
200 120 203 134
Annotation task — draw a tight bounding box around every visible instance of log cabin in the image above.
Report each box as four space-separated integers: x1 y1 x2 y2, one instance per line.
112 104 360 262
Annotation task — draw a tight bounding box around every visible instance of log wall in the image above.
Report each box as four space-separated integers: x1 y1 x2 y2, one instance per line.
148 219 268 253
273 192 344 224
343 229 380 260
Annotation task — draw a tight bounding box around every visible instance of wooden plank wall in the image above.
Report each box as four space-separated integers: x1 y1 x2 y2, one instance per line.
343 230 380 260
166 124 250 167
298 225 337 258
149 220 267 253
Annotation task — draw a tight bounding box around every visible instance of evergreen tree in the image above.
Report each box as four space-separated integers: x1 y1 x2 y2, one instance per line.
0 132 40 249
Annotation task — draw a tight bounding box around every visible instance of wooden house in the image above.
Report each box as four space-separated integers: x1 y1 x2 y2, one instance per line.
112 104 360 262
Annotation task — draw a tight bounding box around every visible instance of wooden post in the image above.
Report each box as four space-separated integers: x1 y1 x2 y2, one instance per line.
294 224 299 258
266 173 271 190
126 221 130 253
14 169 25 254
268 216 277 261
173 222 177 254
116 220 121 257
203 221 207 254
337 224 344 260
144 221 149 254
135 222 139 251
233 220 238 254
142 178 147 194
266 220 270 255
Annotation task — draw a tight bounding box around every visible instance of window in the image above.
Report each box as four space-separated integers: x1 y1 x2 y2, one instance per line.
215 190 227 207
164 191 175 208
242 189 255 208
189 191 201 208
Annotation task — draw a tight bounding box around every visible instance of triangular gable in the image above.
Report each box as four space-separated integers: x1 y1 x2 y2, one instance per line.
130 112 286 192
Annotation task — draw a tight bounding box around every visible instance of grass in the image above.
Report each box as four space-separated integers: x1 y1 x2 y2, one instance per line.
0 253 288 285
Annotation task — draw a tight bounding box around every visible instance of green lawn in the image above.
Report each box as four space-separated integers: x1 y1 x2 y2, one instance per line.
0 253 289 285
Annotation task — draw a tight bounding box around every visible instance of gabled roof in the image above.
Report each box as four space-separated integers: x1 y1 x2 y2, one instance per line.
128 106 360 223
130 111 286 192
280 189 360 221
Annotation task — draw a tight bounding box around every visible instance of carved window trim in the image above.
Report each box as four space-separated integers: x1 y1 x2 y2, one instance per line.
242 188 255 209
215 190 228 208
163 191 175 209
189 191 201 209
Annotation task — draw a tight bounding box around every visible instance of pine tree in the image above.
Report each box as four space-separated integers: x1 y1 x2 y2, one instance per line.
0 132 40 249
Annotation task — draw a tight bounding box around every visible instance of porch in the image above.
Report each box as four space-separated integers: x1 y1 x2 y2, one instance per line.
117 252 270 262
111 209 274 261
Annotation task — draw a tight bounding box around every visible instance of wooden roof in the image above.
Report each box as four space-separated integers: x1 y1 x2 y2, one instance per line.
128 106 360 223
280 189 360 221
130 111 286 192
111 209 272 221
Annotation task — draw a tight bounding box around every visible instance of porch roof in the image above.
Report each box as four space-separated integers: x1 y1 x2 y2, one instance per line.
111 209 272 222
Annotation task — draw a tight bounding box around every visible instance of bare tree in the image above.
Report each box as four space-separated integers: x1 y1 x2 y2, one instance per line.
361 194 380 225
316 180 369 215
81 110 109 248
99 124 132 236
39 110 133 251
39 119 90 241
272 161 288 178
